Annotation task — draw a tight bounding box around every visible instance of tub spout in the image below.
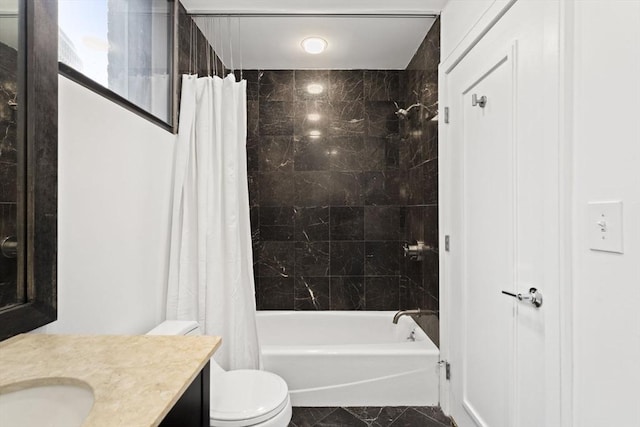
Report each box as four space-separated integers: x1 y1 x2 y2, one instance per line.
392 309 438 324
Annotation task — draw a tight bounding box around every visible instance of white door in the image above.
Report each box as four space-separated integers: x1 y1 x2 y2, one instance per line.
442 1 562 427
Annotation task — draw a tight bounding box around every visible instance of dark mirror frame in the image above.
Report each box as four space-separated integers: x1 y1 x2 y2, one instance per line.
0 0 58 341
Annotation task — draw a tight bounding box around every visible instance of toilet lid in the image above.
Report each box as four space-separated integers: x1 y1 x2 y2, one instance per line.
210 370 289 427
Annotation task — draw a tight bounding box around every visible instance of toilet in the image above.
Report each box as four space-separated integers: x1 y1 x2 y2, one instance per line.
147 321 292 427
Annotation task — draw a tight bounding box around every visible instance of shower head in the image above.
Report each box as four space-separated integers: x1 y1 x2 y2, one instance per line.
394 102 426 119
394 101 440 121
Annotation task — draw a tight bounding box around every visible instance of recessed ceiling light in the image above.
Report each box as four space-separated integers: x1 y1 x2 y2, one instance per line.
301 37 328 54
306 84 324 95
309 130 322 138
307 113 321 122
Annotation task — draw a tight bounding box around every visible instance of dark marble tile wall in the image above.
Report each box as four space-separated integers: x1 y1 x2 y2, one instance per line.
176 4 227 123
248 68 414 312
0 41 18 308
401 19 441 345
248 21 440 328
177 4 226 79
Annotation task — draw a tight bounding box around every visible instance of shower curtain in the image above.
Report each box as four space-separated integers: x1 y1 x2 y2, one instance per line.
166 74 261 370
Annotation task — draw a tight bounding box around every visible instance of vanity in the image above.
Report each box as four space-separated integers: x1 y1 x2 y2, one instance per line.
0 334 221 427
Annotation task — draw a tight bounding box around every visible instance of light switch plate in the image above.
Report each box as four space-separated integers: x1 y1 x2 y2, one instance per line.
588 201 624 253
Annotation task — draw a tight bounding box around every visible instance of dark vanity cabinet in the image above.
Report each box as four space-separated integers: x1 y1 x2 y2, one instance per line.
160 362 210 427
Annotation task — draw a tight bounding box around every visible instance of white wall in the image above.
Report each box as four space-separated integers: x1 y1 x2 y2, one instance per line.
571 1 640 426
36 75 176 335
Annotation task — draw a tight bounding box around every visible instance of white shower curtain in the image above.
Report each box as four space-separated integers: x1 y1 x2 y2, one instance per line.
166 74 261 370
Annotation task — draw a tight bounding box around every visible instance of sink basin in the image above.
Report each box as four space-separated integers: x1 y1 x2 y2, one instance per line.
0 382 94 427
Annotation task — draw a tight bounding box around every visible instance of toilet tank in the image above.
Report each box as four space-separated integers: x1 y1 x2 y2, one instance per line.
147 320 202 336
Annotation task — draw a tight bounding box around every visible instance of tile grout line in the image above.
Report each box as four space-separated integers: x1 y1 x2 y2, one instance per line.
310 407 339 427
411 407 453 427
384 407 409 426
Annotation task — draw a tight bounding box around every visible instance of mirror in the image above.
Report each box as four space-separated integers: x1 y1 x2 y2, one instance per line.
0 0 20 310
0 0 58 340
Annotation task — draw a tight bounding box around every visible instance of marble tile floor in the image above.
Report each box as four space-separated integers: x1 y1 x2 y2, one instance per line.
290 406 452 427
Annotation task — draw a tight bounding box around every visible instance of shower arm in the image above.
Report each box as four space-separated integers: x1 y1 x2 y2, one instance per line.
404 103 427 113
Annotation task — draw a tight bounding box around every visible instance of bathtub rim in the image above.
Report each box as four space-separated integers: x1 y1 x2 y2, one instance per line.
256 310 440 354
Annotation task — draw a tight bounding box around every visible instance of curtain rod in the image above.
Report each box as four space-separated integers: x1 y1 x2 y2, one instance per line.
187 13 438 18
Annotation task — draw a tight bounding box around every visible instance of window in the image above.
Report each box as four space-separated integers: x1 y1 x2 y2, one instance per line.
58 0 174 128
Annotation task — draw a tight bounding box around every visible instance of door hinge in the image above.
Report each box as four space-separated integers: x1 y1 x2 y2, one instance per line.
439 360 451 380
445 235 450 252
444 106 450 123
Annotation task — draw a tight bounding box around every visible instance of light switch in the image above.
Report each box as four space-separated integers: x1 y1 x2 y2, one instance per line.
588 201 624 253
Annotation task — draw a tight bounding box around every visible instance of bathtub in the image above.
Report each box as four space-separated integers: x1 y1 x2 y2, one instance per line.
256 311 440 407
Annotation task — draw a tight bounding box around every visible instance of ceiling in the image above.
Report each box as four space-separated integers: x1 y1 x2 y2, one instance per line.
181 0 447 70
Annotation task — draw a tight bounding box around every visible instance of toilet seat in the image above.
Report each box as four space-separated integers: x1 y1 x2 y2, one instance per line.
209 370 290 427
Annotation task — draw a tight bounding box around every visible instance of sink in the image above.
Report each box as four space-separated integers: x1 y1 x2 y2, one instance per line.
0 382 94 427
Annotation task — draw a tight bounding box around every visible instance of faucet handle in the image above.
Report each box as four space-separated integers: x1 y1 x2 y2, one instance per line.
403 241 432 261
1 236 17 259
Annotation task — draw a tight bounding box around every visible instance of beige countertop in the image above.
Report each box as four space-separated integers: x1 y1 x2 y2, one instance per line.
0 334 221 427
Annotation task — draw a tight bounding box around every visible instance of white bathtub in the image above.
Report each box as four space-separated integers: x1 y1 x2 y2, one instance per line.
256 311 440 407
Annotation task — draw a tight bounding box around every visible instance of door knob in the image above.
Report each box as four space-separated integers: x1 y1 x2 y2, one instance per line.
501 287 543 308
